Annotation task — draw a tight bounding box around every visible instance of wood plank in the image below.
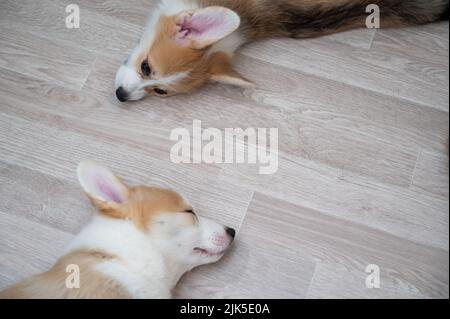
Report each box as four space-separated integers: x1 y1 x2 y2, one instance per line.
50 0 158 27
82 50 421 188
0 211 73 290
0 66 221 168
233 55 449 156
0 11 97 89
220 152 449 250
242 193 448 298
241 22 449 112
319 28 376 50
0 161 92 234
175 215 317 299
410 150 450 200
0 0 142 54
306 261 427 299
0 113 252 231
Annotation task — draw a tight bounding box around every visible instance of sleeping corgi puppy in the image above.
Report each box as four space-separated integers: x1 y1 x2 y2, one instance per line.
115 0 449 101
0 161 236 299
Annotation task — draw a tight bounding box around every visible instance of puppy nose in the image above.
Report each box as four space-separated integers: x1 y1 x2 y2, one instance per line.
225 227 236 239
116 87 128 102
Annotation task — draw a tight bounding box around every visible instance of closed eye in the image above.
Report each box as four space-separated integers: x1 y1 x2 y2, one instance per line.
185 209 198 222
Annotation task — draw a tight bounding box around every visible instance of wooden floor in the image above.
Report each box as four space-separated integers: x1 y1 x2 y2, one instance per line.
0 0 448 299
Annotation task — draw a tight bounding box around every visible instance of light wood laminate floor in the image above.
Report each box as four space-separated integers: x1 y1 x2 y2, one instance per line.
0 0 448 298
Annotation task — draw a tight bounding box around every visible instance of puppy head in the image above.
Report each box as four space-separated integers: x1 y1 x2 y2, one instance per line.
115 5 252 101
77 161 235 267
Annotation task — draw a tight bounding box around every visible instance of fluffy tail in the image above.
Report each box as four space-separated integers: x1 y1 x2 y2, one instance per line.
204 0 449 40
279 0 449 38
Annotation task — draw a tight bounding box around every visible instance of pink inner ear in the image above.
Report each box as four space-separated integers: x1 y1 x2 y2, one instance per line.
177 10 235 42
94 174 122 203
181 14 224 36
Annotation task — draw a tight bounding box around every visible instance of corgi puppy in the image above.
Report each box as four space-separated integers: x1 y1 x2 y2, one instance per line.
115 0 449 101
0 161 236 299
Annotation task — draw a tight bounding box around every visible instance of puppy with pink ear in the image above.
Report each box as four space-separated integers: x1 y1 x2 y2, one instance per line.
115 1 254 101
0 161 236 299
115 0 448 101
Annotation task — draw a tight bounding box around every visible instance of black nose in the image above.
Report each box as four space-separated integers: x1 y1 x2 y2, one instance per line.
226 227 236 239
116 87 128 102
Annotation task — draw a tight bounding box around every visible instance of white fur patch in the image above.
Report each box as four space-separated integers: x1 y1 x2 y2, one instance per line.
209 32 246 56
159 0 199 15
139 71 191 90
66 216 174 299
115 64 148 101
115 65 190 101
65 212 233 298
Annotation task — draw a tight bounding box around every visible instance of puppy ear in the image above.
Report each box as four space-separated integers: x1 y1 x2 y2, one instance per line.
175 6 240 49
209 53 254 88
211 71 254 88
77 161 129 218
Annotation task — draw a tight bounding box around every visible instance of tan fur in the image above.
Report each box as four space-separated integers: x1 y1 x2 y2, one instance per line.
208 52 238 78
89 186 194 231
208 52 252 86
0 250 130 299
149 16 205 75
138 16 210 96
138 14 254 96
